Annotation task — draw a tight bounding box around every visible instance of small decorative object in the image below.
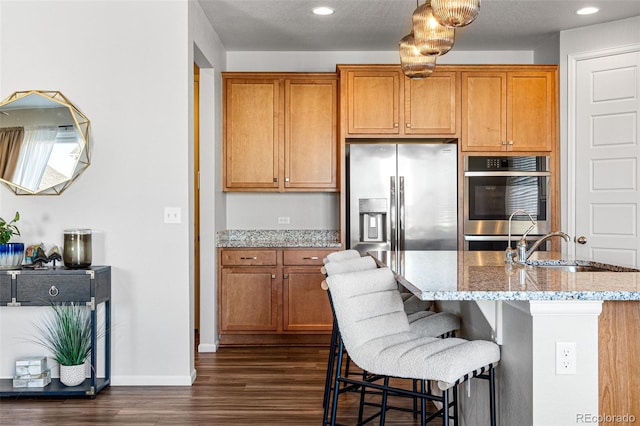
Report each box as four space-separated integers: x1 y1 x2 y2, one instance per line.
31 303 92 387
23 243 64 269
15 356 48 375
13 357 51 388
12 371 51 388
48 245 62 268
63 229 92 269
0 211 24 270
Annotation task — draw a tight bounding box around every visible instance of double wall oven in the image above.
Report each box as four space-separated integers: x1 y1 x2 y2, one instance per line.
463 156 551 251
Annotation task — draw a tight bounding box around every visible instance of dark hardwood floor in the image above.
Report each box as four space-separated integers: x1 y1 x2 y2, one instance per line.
0 346 425 425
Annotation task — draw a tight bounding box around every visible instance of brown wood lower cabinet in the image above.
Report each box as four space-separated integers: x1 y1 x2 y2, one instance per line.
599 301 640 418
218 248 336 345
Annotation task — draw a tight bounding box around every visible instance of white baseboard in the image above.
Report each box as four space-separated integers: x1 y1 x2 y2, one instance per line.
198 341 219 352
111 375 193 386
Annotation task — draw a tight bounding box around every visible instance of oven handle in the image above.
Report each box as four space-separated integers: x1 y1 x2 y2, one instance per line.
464 235 543 241
464 171 551 177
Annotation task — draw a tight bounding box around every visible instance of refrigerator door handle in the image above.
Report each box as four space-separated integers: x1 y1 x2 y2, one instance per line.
399 176 405 251
390 176 396 251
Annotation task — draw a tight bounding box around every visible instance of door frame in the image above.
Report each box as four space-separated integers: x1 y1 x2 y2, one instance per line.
566 43 640 259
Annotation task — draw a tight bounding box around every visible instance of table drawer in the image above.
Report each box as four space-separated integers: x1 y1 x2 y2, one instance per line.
16 274 91 304
220 250 277 266
283 249 335 266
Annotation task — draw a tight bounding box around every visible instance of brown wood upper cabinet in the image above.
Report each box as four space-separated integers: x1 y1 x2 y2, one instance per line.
338 65 459 138
461 67 557 152
222 73 338 192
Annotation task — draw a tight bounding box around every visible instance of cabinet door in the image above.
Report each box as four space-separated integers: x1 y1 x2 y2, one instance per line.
346 70 401 135
223 78 281 190
461 72 507 151
284 79 337 190
507 71 555 152
405 71 458 136
283 267 333 331
220 267 279 332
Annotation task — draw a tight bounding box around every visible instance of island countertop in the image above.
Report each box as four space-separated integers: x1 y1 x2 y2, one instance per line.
369 250 640 301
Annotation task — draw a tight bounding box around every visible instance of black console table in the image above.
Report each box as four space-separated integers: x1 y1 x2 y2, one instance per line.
0 266 111 398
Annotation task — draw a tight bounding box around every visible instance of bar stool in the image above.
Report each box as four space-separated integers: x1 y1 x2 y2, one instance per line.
321 253 461 420
325 267 500 426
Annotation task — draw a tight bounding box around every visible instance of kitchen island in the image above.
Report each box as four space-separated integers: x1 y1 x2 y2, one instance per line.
369 250 640 301
369 250 639 426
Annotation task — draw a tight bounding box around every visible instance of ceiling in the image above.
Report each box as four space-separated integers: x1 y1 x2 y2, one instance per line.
198 0 640 52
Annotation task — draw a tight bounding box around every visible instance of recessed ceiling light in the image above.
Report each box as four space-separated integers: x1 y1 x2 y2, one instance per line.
576 7 599 15
313 6 335 16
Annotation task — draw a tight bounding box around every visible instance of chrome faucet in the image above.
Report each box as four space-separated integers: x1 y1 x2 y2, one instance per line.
505 209 536 264
517 231 571 264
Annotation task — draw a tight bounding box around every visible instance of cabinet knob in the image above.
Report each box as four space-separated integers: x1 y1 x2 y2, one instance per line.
507 140 514 145
406 123 411 128
273 177 278 183
576 236 588 245
501 140 507 145
271 274 276 279
394 123 399 128
285 177 290 182
48 286 59 297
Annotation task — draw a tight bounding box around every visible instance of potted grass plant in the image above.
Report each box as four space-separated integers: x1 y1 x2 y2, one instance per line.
0 211 24 270
32 302 92 386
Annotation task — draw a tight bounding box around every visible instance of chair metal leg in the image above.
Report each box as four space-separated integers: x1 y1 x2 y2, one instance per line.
327 338 344 426
420 379 427 426
452 384 459 426
379 376 389 426
323 318 339 409
442 388 450 426
489 367 497 426
357 369 367 424
412 379 418 419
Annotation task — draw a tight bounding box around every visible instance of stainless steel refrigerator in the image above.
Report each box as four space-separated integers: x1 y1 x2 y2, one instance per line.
347 143 458 253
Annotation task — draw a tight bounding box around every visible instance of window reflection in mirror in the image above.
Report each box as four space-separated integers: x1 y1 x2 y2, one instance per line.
0 91 90 195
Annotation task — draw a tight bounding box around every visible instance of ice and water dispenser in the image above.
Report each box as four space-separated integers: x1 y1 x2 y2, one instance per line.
358 198 387 243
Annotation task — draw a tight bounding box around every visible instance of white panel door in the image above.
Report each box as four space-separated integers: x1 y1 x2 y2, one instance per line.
575 49 640 266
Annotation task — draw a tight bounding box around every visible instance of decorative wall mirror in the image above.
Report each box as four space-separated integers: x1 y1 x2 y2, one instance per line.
0 90 90 195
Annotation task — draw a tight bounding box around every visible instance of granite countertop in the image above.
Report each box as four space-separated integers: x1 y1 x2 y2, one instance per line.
216 229 342 248
369 250 640 301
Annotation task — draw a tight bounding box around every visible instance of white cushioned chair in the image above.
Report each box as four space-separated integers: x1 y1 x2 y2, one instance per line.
325 267 499 426
321 253 461 421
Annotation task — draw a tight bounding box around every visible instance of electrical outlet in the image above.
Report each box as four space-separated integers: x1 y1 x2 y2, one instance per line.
556 342 576 375
164 207 181 224
278 216 290 224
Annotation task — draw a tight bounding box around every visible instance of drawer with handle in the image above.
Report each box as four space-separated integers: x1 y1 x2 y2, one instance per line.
283 249 336 266
220 250 277 266
16 274 91 304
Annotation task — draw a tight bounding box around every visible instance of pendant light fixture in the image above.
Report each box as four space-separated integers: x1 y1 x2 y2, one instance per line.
399 33 437 79
412 0 455 56
431 0 481 27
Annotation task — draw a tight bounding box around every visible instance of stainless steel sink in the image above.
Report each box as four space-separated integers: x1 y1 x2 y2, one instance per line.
535 264 611 272
526 260 640 273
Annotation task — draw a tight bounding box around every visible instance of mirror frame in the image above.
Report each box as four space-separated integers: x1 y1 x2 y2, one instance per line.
0 90 91 195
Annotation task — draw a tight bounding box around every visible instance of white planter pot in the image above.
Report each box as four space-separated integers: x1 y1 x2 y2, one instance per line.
60 364 85 387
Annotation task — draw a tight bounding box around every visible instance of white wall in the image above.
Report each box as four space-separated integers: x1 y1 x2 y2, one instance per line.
188 0 227 354
0 0 206 385
559 16 640 237
225 49 535 230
